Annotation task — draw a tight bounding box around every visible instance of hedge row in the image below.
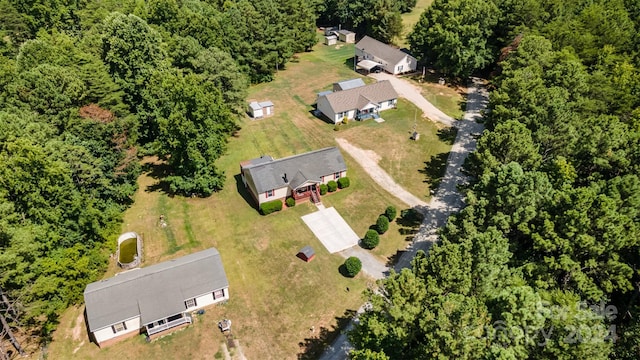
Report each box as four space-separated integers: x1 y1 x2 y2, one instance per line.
260 199 283 215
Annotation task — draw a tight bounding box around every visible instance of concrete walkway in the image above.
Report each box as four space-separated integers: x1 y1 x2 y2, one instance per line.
335 138 428 209
318 77 488 360
302 207 360 253
369 73 456 126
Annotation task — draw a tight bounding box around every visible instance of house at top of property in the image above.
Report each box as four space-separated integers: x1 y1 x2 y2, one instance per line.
84 248 229 347
333 78 366 92
317 80 398 123
240 147 347 206
355 36 417 75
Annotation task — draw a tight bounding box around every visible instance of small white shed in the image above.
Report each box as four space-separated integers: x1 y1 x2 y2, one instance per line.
338 30 355 44
325 35 337 46
248 101 274 119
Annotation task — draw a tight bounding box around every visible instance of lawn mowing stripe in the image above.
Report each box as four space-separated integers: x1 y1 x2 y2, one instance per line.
158 195 180 254
182 201 199 247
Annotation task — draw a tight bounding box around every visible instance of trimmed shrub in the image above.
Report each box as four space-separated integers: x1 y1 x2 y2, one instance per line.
319 183 328 195
334 124 340 131
385 205 397 221
285 197 295 207
327 180 338 192
362 229 380 249
343 257 362 277
342 116 349 125
376 215 389 235
376 215 389 234
260 199 283 215
337 177 350 189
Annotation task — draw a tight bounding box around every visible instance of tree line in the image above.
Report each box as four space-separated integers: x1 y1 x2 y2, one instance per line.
350 0 640 359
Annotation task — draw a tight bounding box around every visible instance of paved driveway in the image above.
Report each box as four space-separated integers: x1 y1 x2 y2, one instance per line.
302 207 359 253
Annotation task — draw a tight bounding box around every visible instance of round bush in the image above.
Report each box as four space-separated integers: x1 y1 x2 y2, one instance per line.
376 215 389 234
319 183 328 195
285 197 295 207
327 180 338 192
362 229 380 249
337 177 350 189
344 256 362 277
384 205 397 221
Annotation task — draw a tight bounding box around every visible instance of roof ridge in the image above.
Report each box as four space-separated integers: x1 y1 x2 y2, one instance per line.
265 146 338 164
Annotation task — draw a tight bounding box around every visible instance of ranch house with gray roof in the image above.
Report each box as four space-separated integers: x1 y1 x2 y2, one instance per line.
355 36 417 75
84 248 229 347
240 147 347 206
317 80 398 123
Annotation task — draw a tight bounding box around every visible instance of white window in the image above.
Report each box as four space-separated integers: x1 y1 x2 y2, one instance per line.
185 298 197 309
112 322 127 334
213 289 225 300
388 100 394 106
266 189 274 198
334 172 341 180
397 65 404 72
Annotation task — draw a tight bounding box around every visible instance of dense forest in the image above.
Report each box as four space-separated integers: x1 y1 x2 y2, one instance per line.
350 0 640 359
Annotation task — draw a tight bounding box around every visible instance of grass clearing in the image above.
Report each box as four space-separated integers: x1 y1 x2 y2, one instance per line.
48 32 456 360
398 0 434 47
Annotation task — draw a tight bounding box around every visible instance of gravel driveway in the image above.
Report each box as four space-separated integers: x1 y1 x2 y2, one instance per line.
318 77 488 360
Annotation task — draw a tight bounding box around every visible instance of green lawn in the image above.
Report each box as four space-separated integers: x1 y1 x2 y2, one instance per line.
398 0 434 47
48 32 456 360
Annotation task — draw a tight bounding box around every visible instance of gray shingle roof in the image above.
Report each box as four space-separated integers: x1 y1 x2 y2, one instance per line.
241 147 347 193
84 248 228 331
334 78 365 91
322 80 398 113
355 36 412 65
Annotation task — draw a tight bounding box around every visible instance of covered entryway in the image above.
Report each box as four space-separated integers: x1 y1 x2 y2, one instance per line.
301 207 359 253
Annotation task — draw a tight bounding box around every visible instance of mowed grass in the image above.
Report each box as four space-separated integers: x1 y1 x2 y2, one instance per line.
398 0 434 47
48 37 446 360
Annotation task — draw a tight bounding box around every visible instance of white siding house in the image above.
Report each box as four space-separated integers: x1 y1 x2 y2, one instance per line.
355 36 417 75
240 147 348 206
84 248 229 347
317 80 398 123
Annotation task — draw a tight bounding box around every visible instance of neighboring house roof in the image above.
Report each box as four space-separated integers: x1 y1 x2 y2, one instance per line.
321 80 398 113
338 29 354 35
84 248 228 332
317 90 333 97
356 36 413 65
242 147 347 193
258 101 273 108
334 78 365 91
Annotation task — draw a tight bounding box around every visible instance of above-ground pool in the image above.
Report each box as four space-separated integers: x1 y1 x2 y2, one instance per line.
116 232 142 269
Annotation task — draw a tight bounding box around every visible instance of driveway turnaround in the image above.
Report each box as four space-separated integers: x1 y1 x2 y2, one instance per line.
302 207 359 253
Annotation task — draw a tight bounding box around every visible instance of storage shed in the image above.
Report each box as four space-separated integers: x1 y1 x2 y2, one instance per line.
338 30 355 43
325 35 337 46
297 246 316 262
248 101 274 119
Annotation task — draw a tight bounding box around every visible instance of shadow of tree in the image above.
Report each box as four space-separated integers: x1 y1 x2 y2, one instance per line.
437 127 458 145
396 208 424 240
419 152 449 191
386 249 408 267
297 309 357 359
143 161 174 195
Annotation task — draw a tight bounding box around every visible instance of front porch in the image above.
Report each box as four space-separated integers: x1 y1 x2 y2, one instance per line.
146 312 192 338
292 184 321 203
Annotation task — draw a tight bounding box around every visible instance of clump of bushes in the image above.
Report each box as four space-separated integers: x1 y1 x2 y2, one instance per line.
319 183 328 195
385 205 397 221
285 197 296 207
337 177 350 189
362 229 380 249
327 180 338 192
376 215 389 234
260 199 283 215
343 256 362 277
